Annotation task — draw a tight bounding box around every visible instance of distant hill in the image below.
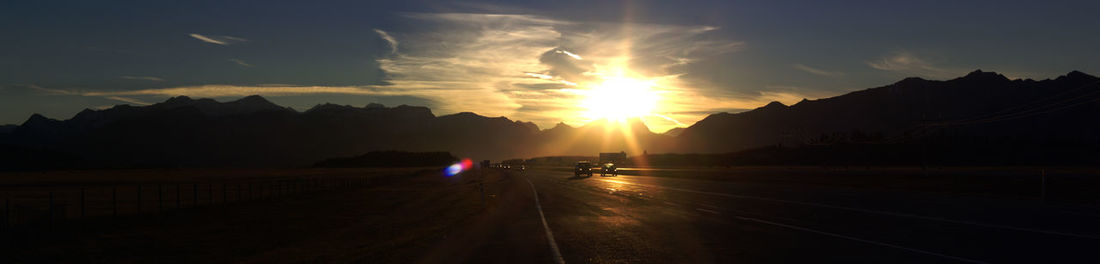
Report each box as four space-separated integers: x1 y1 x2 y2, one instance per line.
2 70 1098 169
313 151 457 168
0 95 654 168
674 70 1100 165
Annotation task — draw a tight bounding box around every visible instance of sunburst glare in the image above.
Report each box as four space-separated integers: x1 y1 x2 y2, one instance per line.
579 76 660 122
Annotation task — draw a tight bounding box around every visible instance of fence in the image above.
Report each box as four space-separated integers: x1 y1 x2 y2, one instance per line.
0 175 389 233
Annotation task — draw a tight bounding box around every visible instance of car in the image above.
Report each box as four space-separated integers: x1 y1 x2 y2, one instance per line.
600 162 617 176
574 161 594 177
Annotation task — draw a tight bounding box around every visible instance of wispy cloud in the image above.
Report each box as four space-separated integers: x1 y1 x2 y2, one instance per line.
80 85 391 98
373 29 398 54
189 33 247 46
104 96 151 106
370 12 749 131
228 59 252 67
555 50 582 60
793 64 843 77
867 50 960 78
120 76 165 81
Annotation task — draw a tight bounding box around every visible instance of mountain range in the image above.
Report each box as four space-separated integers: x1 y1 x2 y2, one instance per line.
1 70 1098 168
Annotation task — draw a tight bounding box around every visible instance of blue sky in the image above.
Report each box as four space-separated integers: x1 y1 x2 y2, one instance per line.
2 0 1098 132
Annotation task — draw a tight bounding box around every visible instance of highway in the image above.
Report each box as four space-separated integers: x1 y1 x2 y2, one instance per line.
508 168 1100 263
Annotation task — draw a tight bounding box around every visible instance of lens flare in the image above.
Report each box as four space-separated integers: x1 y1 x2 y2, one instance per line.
444 158 474 177
444 163 463 176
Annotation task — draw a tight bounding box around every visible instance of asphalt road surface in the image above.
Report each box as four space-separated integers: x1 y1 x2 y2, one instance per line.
509 168 1100 263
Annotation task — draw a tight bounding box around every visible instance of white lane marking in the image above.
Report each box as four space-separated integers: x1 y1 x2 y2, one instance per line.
600 179 1100 241
525 177 565 264
732 215 987 264
696 208 720 214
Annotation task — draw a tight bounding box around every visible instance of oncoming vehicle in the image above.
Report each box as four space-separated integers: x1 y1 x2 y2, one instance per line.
600 162 617 176
574 161 594 177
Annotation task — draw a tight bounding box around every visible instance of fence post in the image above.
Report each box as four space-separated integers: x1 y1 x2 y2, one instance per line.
223 184 227 204
176 184 181 209
193 184 198 208
208 183 213 205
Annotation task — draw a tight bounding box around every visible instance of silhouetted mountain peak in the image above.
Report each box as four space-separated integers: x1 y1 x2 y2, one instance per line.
552 122 571 128
1057 70 1099 83
441 112 483 119
234 95 274 105
164 95 194 104
227 95 287 112
894 77 928 86
391 105 434 117
759 101 788 110
365 103 385 109
23 113 56 125
305 103 352 112
953 69 1010 83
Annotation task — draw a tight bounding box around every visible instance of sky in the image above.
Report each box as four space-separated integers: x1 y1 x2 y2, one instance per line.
2 0 1098 132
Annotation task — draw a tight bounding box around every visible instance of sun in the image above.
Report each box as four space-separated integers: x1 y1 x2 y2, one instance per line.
579 76 660 121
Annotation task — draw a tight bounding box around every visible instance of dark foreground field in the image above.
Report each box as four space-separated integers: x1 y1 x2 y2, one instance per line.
3 166 1100 263
0 168 527 263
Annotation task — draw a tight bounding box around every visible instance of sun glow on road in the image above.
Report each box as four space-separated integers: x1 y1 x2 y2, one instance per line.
579 76 660 122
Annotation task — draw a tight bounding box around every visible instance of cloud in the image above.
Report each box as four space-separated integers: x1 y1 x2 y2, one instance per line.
555 50 582 60
78 85 396 98
189 33 247 46
867 51 960 78
104 96 151 105
228 59 252 67
373 29 399 54
792 64 843 77
365 12 751 131
120 76 165 81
